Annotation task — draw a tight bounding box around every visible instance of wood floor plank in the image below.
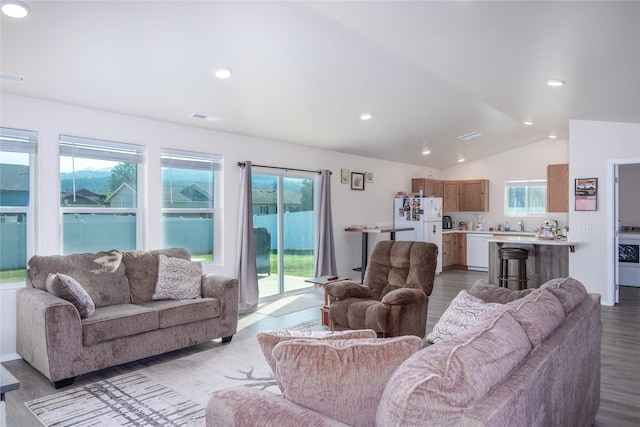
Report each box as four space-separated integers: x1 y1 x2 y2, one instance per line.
2 271 638 426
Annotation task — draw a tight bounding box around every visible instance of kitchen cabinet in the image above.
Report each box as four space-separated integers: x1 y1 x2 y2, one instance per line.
547 164 569 212
442 234 453 267
443 181 459 211
442 233 467 269
411 178 443 197
459 179 490 211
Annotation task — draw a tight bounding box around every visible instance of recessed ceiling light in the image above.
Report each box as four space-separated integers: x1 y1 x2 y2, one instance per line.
549 135 557 139
458 158 465 163
1 0 30 18
191 112 219 122
359 113 373 121
546 79 565 87
523 121 534 126
0 71 26 82
457 131 481 141
214 68 232 79
422 150 431 155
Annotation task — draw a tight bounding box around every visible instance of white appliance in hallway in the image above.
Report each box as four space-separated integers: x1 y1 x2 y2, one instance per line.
393 197 443 274
619 226 640 287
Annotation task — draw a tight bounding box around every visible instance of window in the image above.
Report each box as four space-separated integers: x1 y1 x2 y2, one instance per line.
60 135 144 254
0 128 36 284
161 149 221 263
504 178 546 217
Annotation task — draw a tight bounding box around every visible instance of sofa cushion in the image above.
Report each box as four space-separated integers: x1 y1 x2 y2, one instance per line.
273 336 423 427
138 298 219 328
122 248 192 303
468 279 536 303
539 277 588 315
504 288 566 347
257 329 378 382
28 251 131 307
377 310 531 426
426 290 502 343
152 254 202 300
81 304 159 346
45 273 96 318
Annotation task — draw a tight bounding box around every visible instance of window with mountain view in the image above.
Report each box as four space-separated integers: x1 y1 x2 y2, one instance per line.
161 149 221 263
0 128 36 284
59 135 144 254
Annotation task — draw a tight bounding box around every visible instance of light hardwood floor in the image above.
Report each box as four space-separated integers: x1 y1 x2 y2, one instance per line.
3 270 639 426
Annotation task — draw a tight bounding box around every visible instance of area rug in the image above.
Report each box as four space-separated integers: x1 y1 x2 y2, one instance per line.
24 320 322 426
256 294 322 317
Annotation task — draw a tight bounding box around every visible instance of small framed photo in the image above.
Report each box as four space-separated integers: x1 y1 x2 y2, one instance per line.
575 178 598 211
341 168 349 184
351 172 365 190
365 172 374 183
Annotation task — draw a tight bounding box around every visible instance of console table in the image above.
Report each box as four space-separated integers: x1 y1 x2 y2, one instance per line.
345 226 414 282
1 365 20 425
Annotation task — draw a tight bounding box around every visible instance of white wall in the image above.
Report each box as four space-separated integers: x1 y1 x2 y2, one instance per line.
0 93 432 360
569 120 640 306
440 139 570 231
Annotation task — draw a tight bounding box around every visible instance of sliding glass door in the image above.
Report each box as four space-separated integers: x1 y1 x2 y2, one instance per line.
252 172 315 298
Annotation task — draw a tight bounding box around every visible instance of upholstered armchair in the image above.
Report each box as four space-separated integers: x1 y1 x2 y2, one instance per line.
326 240 438 338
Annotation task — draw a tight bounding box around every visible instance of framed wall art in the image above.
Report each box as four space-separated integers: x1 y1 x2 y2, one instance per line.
365 172 374 183
351 172 365 190
575 177 597 211
341 168 349 184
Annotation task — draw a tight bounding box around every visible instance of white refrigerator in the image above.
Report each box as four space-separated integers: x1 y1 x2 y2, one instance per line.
393 197 443 274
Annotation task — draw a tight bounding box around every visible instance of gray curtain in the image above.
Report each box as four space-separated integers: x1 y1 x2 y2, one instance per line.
315 169 337 277
236 161 259 314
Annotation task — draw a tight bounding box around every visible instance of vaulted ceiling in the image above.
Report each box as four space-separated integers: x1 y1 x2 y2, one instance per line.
1 1 639 168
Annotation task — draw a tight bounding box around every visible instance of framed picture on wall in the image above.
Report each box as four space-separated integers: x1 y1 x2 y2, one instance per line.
341 168 349 184
365 172 374 183
351 172 365 190
575 178 597 211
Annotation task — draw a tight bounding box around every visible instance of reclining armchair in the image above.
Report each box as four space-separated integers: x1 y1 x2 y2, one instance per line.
326 240 438 338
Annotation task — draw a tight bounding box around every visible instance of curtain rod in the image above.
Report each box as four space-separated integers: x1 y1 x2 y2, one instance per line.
237 161 331 175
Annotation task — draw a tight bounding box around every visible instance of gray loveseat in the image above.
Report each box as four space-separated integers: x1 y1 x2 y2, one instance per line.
206 277 601 426
17 248 239 388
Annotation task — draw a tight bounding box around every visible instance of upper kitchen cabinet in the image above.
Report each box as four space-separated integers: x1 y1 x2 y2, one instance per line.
411 178 443 197
547 164 569 212
443 181 459 211
459 179 490 211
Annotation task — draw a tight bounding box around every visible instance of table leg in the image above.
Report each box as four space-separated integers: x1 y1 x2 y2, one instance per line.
361 232 368 283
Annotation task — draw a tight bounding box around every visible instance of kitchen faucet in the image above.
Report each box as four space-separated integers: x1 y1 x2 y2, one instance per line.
518 220 525 232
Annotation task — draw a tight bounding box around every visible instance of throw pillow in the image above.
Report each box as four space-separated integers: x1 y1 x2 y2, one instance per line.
272 336 423 426
45 273 96 318
152 254 202 300
257 329 378 386
426 290 502 343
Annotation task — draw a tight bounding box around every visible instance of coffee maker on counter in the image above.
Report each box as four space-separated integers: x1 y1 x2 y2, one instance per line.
443 215 452 229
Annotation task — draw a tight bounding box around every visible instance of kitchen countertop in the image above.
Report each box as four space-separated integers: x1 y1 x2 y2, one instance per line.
443 230 537 236
485 235 578 252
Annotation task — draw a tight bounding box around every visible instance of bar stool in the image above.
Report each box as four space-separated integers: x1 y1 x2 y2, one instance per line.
498 247 529 290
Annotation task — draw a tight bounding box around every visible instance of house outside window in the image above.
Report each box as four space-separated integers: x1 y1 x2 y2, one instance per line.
0 128 36 284
161 149 221 263
59 135 144 254
504 178 547 217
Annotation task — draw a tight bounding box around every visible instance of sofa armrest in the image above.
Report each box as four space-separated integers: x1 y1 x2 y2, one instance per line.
201 275 239 337
325 281 372 300
206 386 348 427
16 287 83 383
468 279 535 304
381 288 426 306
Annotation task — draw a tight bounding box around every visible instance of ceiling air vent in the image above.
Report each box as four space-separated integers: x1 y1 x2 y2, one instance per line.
1 72 26 82
458 131 482 141
191 112 219 122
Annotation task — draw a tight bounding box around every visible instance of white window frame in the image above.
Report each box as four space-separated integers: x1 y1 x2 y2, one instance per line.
59 135 145 254
504 178 547 217
161 148 222 264
0 127 37 286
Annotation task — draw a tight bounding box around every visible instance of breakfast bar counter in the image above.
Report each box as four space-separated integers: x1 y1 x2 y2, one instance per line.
485 236 578 289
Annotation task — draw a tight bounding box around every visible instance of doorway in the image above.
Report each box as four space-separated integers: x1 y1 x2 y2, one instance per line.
252 172 316 298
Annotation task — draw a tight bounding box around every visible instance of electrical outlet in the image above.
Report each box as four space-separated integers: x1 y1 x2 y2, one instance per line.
578 225 592 233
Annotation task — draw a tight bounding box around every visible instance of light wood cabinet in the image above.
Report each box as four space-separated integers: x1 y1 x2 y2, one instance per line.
459 179 490 211
547 164 569 212
442 233 467 269
442 234 453 267
443 181 459 211
457 233 467 266
411 178 443 198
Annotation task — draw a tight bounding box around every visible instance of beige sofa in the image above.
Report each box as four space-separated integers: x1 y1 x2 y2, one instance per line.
17 248 239 388
206 277 601 426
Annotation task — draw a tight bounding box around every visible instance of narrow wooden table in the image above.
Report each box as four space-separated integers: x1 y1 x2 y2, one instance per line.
345 226 414 282
305 275 348 327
